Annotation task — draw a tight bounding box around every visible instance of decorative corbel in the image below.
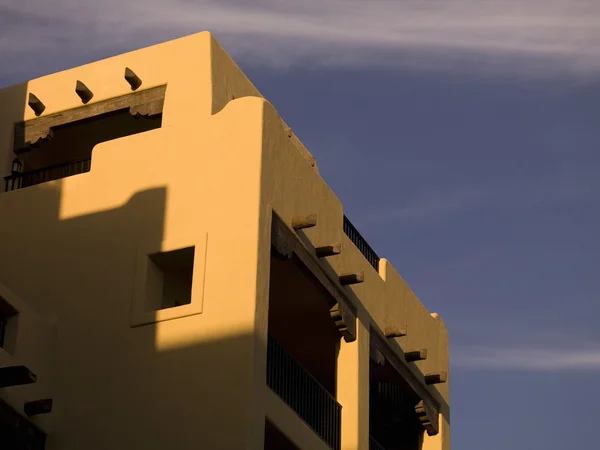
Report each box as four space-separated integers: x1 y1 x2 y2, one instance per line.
415 400 439 436
330 302 357 342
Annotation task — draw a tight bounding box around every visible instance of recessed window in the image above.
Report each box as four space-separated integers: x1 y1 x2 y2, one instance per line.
7 86 165 192
131 235 207 327
145 246 195 311
0 296 18 354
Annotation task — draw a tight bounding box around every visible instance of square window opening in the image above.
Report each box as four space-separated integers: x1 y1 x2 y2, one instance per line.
145 246 195 312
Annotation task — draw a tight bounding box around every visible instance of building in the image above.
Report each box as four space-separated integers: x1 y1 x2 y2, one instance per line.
0 32 450 450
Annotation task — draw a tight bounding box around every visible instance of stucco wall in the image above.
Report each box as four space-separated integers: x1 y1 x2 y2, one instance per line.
0 37 270 447
0 31 449 450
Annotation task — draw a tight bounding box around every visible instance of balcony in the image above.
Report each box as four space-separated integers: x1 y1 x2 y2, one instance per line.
4 158 91 192
343 215 380 271
369 381 422 450
266 333 341 450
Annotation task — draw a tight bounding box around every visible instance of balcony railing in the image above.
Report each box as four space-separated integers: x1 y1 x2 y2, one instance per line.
4 157 91 192
266 333 341 450
343 215 380 271
369 435 385 450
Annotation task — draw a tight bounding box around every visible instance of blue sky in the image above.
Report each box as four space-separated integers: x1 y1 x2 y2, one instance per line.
1 1 599 448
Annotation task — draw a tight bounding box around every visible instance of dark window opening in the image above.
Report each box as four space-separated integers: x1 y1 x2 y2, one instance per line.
370 359 423 450
6 107 162 192
146 246 195 311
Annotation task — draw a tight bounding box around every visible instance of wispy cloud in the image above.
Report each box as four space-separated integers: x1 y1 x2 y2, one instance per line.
1 0 600 81
453 345 600 371
366 187 490 224
362 176 597 227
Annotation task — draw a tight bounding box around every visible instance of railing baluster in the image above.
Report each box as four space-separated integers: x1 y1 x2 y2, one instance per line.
343 215 380 271
266 333 341 450
3 157 92 192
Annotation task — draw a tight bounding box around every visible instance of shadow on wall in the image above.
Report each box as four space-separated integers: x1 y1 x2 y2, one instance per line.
0 83 269 450
1 168 271 450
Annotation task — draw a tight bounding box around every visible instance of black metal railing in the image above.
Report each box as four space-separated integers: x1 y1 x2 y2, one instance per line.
343 215 380 271
369 435 385 450
371 381 405 407
4 157 91 192
266 333 341 450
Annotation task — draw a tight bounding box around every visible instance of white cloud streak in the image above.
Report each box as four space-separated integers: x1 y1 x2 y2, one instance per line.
453 345 600 371
361 176 597 226
1 0 600 80
369 187 491 224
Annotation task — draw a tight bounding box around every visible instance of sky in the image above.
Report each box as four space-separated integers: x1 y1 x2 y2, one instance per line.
1 0 599 448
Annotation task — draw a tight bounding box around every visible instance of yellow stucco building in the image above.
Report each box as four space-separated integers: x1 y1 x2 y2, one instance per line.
0 32 449 450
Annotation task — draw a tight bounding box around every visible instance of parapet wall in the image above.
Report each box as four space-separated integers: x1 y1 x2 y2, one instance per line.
0 31 317 179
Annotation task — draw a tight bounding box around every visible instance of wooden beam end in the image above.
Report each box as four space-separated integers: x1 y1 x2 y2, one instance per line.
0 366 37 388
24 399 53 417
124 67 143 91
291 213 317 230
339 271 364 285
385 325 407 338
75 80 93 104
28 93 46 116
315 242 341 258
405 349 428 362
424 371 447 385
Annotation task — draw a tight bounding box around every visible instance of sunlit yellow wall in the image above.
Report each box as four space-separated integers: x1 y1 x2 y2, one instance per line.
0 32 449 450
